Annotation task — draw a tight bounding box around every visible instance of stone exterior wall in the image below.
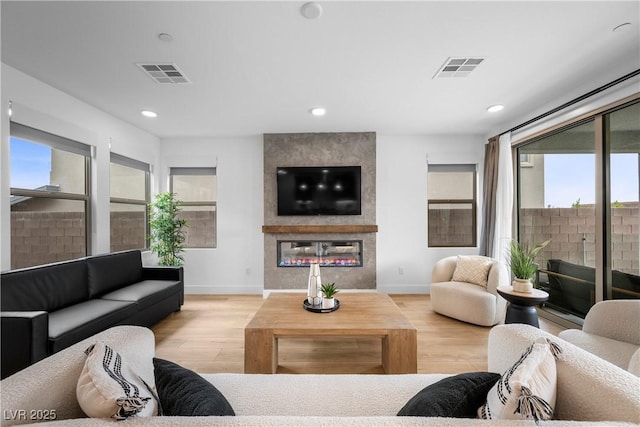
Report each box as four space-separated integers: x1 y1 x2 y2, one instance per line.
10 211 86 269
520 207 639 273
110 211 146 253
179 210 217 248
428 208 474 247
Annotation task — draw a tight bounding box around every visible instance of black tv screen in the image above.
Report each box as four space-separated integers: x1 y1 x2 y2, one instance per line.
277 166 361 215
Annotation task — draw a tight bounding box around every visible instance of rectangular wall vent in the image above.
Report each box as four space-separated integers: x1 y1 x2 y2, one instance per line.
434 57 485 78
137 63 191 84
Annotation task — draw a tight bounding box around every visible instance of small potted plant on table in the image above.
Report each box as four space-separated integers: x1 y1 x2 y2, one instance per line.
321 283 339 309
508 239 550 293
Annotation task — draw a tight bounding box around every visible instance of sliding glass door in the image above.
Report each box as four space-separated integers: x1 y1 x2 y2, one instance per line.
516 99 639 322
518 121 596 320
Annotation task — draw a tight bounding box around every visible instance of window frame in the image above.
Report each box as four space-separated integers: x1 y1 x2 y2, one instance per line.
427 163 478 248
9 122 92 266
169 167 217 248
109 152 151 251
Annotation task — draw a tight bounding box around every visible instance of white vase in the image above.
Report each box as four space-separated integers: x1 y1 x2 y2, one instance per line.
322 298 335 309
513 278 533 293
307 263 323 306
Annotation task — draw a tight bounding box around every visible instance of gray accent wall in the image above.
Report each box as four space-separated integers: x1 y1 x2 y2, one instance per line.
263 132 377 290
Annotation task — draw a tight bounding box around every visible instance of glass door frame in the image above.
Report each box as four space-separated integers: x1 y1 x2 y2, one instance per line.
512 94 640 325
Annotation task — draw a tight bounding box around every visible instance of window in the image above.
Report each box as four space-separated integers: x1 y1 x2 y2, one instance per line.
10 122 91 269
110 153 150 252
427 164 477 247
517 99 640 322
169 167 217 248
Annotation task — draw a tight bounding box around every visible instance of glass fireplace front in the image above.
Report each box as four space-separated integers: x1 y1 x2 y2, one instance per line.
277 240 363 267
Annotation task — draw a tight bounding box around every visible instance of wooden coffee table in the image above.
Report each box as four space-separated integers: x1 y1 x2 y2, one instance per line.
244 292 417 374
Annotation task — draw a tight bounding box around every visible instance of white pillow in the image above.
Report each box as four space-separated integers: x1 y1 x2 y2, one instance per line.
451 255 494 288
76 342 158 419
478 337 561 422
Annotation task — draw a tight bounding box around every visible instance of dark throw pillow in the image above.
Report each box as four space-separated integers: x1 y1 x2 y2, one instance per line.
153 358 235 416
397 372 501 418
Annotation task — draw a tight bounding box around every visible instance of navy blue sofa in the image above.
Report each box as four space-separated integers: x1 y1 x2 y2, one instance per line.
0 250 183 378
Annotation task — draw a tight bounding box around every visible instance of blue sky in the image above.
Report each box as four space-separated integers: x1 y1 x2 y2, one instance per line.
10 138 52 190
545 153 639 207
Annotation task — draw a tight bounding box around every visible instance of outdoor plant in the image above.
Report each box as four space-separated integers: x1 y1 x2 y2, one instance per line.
507 239 551 280
149 192 188 266
321 283 339 299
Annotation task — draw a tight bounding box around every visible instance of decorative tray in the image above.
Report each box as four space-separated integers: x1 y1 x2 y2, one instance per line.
303 299 340 313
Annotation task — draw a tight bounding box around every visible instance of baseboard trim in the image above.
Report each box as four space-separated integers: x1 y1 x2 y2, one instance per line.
377 284 430 294
185 285 262 295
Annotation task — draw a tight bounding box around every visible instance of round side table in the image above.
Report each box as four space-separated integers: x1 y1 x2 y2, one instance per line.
497 286 549 328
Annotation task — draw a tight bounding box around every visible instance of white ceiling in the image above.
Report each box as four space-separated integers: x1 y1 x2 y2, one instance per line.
2 1 639 139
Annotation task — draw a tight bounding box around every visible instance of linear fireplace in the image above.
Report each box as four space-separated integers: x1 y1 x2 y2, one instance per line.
277 240 362 267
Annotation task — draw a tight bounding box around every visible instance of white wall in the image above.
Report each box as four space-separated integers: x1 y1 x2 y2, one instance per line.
376 134 485 294
0 64 161 270
157 137 264 294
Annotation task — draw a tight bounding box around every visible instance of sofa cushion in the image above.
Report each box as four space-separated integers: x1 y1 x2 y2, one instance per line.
558 329 639 372
100 280 182 311
479 337 560 422
77 341 157 419
87 250 143 298
1 259 88 311
397 372 500 417
153 358 235 416
48 299 138 353
452 256 493 288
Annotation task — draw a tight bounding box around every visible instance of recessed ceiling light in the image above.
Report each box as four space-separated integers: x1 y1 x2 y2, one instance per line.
301 2 323 19
613 23 632 33
141 110 157 118
487 105 504 113
158 33 174 42
310 107 326 116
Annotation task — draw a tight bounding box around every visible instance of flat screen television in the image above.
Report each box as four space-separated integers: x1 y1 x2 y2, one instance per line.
277 166 361 216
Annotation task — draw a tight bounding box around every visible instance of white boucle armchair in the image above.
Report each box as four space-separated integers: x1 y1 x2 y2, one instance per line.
558 299 640 376
430 256 509 326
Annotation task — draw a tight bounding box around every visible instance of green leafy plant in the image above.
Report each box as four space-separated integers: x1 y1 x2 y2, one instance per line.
321 283 339 299
149 192 188 266
612 200 624 208
507 239 551 280
571 198 581 208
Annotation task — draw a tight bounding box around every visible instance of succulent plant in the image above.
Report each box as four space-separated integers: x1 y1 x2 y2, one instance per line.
321 282 339 299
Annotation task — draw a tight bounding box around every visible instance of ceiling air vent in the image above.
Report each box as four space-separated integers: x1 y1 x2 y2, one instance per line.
434 57 485 78
137 63 191 84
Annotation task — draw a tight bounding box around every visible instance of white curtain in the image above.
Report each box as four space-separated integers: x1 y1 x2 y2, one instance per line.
491 132 513 263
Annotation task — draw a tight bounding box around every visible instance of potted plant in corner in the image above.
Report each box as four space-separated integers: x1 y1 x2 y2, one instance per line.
149 192 188 266
507 239 551 293
321 283 339 309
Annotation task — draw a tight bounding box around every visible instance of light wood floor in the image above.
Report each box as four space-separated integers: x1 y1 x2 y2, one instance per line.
152 294 564 374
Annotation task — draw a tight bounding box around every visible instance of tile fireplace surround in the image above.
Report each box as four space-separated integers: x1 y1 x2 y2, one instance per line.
263 132 377 290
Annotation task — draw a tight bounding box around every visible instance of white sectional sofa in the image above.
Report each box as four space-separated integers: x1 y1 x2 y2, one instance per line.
557 299 640 376
1 324 639 426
